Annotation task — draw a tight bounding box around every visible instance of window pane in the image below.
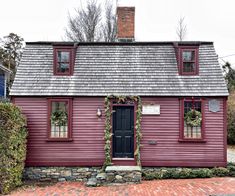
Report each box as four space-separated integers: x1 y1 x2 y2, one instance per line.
57 51 70 62
182 51 195 61
194 102 201 112
184 101 202 139
57 63 69 73
183 62 195 73
184 122 201 138
50 101 68 138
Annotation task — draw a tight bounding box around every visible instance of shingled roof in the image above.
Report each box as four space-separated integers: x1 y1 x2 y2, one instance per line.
10 41 228 96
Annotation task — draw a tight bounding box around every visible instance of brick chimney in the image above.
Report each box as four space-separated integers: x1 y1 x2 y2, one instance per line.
117 7 135 42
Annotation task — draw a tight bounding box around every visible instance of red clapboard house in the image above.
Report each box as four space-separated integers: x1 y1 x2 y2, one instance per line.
10 7 228 167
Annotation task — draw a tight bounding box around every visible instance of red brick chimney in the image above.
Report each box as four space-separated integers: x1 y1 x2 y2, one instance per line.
117 7 135 42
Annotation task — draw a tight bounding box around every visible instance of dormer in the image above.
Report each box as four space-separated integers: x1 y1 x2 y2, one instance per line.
53 45 76 76
175 43 199 75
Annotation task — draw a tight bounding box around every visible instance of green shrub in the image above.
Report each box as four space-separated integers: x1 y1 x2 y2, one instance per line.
227 163 235 177
211 167 230 177
161 168 174 179
227 91 235 144
143 168 214 180
193 168 213 178
142 172 156 180
171 168 192 179
0 102 27 194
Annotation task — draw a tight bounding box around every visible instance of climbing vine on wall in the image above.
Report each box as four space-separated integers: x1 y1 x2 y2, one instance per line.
104 95 142 167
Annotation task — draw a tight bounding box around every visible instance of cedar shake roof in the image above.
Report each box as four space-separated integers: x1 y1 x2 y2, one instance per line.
10 41 229 96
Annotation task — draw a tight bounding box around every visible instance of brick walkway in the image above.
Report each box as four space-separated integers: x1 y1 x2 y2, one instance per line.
10 177 235 196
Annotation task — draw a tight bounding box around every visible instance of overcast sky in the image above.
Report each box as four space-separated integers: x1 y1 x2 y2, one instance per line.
0 0 235 67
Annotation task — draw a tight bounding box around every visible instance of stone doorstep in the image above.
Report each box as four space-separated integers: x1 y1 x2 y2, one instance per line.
86 166 142 186
105 166 141 172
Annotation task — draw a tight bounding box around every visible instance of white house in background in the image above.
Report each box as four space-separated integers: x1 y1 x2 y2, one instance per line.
0 63 12 98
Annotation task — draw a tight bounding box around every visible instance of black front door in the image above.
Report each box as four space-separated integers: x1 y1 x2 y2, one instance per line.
113 106 134 158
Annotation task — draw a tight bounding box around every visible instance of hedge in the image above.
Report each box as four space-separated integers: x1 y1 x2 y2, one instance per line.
142 164 235 180
0 102 27 194
227 90 235 144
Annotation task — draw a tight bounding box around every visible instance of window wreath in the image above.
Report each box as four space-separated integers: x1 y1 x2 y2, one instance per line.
51 110 68 126
184 109 202 127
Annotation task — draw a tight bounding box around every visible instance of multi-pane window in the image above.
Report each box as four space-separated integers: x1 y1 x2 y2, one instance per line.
54 47 73 75
179 47 198 75
183 99 202 139
48 99 72 139
182 50 195 73
57 51 70 73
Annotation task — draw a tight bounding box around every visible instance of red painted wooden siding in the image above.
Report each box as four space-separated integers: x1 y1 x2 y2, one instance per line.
14 97 105 166
140 97 226 167
14 97 226 167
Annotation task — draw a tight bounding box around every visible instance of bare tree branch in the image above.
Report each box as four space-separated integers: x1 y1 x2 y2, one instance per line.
176 17 187 41
65 0 102 42
102 0 117 42
65 0 117 42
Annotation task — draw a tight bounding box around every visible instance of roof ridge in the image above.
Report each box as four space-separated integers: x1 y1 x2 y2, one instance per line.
25 41 214 46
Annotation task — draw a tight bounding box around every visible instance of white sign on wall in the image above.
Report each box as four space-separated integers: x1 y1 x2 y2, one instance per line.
142 105 160 115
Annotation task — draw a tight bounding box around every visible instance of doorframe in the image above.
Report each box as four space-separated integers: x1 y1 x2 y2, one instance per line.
110 101 137 166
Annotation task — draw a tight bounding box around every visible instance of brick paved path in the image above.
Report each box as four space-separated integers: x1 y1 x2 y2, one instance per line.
10 177 235 196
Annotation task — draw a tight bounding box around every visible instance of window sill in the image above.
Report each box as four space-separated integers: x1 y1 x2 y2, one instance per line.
180 72 198 76
178 139 207 143
46 138 73 142
54 73 72 76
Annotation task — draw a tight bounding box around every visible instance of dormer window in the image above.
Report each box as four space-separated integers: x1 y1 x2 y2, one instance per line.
53 47 74 75
179 47 199 75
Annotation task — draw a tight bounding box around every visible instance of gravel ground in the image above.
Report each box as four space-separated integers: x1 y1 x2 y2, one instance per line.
227 146 235 163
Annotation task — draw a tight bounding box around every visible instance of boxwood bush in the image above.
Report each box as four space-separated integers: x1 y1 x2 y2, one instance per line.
227 162 235 176
227 90 235 144
142 168 213 180
0 102 27 194
142 165 235 181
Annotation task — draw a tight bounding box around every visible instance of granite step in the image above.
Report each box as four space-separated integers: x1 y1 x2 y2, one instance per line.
86 166 142 187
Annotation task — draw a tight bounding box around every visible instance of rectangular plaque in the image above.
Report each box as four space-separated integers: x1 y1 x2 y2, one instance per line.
142 105 160 115
148 140 157 145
